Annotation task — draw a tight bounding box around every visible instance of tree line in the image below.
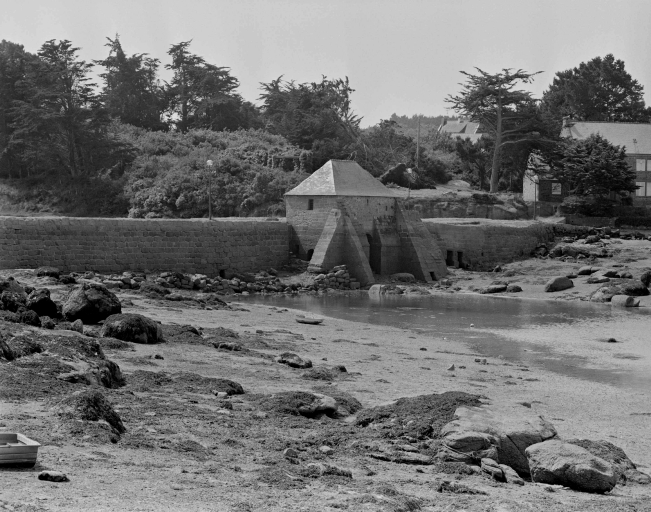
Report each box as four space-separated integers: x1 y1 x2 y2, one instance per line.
0 36 647 217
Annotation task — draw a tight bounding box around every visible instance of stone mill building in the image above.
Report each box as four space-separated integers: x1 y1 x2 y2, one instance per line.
284 159 447 286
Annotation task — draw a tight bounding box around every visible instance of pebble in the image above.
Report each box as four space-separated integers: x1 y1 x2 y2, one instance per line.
283 448 299 459
447 364 455 371
319 445 334 455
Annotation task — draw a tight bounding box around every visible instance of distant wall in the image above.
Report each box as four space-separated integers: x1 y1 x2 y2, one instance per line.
0 217 288 275
425 219 588 269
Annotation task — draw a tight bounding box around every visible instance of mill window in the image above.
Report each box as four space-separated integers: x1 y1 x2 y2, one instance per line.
308 199 314 210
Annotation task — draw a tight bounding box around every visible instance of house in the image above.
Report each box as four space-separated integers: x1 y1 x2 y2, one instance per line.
561 119 651 205
438 117 483 143
524 118 651 209
284 160 447 285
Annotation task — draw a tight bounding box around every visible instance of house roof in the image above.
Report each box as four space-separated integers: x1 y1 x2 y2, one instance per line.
285 160 395 197
450 133 484 143
438 120 480 135
562 121 651 154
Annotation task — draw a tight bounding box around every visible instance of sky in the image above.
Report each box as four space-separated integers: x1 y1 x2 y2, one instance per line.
2 0 651 127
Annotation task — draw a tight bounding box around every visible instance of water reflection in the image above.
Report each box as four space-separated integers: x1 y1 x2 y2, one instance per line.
239 293 651 391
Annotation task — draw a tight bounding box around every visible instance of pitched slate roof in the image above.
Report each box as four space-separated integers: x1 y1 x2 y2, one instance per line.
438 120 480 135
285 160 395 197
562 121 651 154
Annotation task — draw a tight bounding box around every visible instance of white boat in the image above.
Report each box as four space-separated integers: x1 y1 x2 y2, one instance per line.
0 433 40 468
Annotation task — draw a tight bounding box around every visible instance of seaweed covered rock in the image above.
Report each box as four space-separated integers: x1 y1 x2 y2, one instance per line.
52 389 126 441
36 266 61 279
276 352 312 369
259 391 340 418
568 439 651 485
63 282 121 324
26 288 58 317
100 314 163 344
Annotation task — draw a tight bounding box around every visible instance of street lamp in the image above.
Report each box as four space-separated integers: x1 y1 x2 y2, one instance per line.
206 160 214 220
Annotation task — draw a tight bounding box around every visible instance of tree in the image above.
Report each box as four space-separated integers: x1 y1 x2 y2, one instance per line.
0 40 38 177
165 41 258 132
96 35 166 131
259 76 361 168
454 136 492 190
446 68 543 192
551 134 636 197
10 40 129 178
542 54 649 123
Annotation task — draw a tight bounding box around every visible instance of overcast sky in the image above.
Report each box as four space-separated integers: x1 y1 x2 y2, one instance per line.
2 0 650 126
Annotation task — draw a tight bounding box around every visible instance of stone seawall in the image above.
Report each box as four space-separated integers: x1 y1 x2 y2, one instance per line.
425 219 587 269
0 217 288 274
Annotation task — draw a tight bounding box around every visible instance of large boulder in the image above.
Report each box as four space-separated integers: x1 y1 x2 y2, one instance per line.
640 271 651 288
0 291 26 312
610 295 640 308
525 440 617 493
100 314 163 344
590 286 621 303
26 288 58 317
35 266 61 279
619 281 650 297
439 402 557 475
62 282 121 324
275 352 312 369
567 439 651 485
0 278 26 298
544 276 573 293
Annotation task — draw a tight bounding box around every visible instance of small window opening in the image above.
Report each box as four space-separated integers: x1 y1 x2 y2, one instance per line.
457 251 464 269
429 272 436 281
446 250 454 266
306 249 314 261
219 269 226 278
308 199 314 210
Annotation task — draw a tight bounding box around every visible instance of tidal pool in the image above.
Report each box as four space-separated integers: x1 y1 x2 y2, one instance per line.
239 293 651 392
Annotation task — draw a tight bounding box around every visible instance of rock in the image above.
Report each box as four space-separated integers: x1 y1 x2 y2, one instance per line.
506 284 522 293
544 276 573 293
283 448 299 459
440 431 499 463
599 269 619 278
319 445 334 455
52 389 126 436
304 463 352 478
587 275 610 284
391 273 416 283
481 284 507 294
567 438 651 485
275 352 312 369
440 402 558 475
71 319 84 333
18 309 40 326
500 464 525 485
0 278 26 297
610 295 640 307
620 281 650 297
62 282 121 324
447 364 455 371
379 162 411 187
40 316 55 329
639 271 651 288
585 235 601 244
58 274 76 285
525 440 617 493
36 267 61 279
38 471 69 482
481 458 505 481
26 288 58 317
297 393 338 418
577 266 596 276
618 271 633 279
590 286 621 303
100 314 163 344
0 291 26 312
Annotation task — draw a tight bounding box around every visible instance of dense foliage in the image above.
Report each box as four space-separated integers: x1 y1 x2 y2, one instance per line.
123 127 306 218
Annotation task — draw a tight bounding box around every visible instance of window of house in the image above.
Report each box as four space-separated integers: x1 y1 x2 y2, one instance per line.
636 182 650 196
308 199 314 210
637 159 647 172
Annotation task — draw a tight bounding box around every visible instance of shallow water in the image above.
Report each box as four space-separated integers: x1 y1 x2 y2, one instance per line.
239 293 651 392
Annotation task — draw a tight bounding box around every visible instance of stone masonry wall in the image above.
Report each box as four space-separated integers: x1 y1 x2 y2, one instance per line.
424 219 587 270
0 216 288 275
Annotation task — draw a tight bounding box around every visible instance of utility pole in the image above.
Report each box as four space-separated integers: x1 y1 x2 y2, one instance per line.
206 160 213 220
416 115 421 170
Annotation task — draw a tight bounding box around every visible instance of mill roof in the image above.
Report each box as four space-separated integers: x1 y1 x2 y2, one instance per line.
562 121 651 154
439 120 480 135
285 160 395 197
